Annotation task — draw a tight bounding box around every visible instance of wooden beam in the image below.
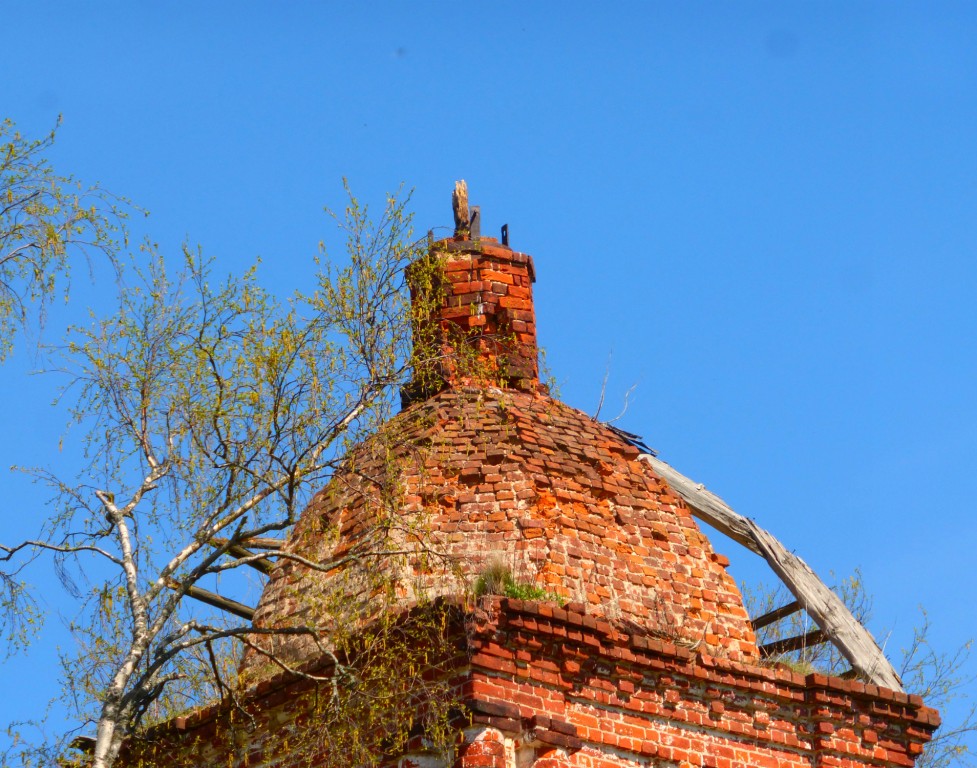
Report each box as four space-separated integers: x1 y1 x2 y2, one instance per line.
241 537 286 550
760 629 828 657
639 455 904 692
207 539 276 575
224 544 275 576
752 599 802 630
640 456 762 555
452 180 469 237
211 536 286 550
165 579 255 621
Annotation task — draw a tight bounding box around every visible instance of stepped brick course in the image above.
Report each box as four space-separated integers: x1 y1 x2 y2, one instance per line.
126 599 938 768
447 598 937 768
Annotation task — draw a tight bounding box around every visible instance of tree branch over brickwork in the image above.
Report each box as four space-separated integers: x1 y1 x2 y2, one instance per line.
0 169 450 767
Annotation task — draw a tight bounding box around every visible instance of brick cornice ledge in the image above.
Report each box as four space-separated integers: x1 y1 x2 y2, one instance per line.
464 597 938 767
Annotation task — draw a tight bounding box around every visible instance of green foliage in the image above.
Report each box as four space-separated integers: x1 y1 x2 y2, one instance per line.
287 603 461 768
0 116 127 360
0 574 40 658
121 604 461 768
0 169 447 766
744 570 871 674
473 559 564 604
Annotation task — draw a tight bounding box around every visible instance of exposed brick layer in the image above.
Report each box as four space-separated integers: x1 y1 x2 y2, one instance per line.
452 598 937 768
403 236 540 405
245 386 758 672
126 599 937 768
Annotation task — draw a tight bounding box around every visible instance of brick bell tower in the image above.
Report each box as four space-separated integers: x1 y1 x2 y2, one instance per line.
121 184 939 768
401 180 541 406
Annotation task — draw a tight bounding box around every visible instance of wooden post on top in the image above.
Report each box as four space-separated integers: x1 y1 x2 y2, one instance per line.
452 180 469 237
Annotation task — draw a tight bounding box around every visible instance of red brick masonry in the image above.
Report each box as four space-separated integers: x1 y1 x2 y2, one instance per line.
133 597 938 767
404 236 540 402
126 232 937 767
446 597 938 768
246 386 758 672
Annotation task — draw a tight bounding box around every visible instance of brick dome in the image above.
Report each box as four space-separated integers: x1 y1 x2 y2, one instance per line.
242 229 760 674
246 384 759 671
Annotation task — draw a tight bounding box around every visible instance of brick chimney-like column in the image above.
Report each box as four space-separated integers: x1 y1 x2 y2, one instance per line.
402 196 539 405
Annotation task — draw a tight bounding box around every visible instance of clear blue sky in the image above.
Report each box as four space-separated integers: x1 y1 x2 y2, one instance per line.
1 2 975 753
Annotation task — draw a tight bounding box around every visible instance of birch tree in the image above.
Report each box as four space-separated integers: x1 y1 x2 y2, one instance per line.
1 183 446 767
0 116 125 360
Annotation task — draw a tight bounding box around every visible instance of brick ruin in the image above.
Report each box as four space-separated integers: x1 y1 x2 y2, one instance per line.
122 199 940 767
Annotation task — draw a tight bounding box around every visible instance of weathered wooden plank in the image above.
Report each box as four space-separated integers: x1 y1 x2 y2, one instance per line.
639 455 904 692
643 456 762 555
760 629 828 657
243 537 286 550
452 180 469 237
752 599 802 631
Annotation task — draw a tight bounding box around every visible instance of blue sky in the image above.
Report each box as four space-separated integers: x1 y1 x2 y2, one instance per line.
1 2 975 753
